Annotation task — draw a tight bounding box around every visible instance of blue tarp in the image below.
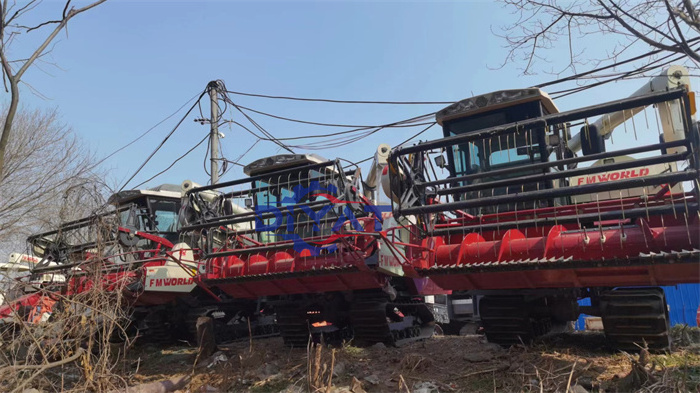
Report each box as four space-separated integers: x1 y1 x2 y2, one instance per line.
576 284 700 330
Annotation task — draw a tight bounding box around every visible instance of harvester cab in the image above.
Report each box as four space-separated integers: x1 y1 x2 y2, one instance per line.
178 152 373 287
419 66 693 216
108 184 182 245
178 153 356 251
388 65 699 350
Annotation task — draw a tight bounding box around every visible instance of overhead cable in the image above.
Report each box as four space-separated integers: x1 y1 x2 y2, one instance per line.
235 104 435 129
348 122 438 166
97 90 205 167
224 90 454 105
119 90 207 191
131 134 210 189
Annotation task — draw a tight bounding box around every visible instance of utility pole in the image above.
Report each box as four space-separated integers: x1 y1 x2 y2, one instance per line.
208 81 220 185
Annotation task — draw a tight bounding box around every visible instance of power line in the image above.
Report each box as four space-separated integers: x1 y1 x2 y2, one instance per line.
95 90 205 167
550 49 694 99
210 47 698 156
220 138 261 179
224 90 454 105
209 41 700 149
119 90 207 191
227 100 295 153
213 80 295 154
287 114 437 150
351 122 438 165
396 122 438 147
230 121 266 140
226 112 434 143
131 134 210 189
236 104 435 129
219 99 436 151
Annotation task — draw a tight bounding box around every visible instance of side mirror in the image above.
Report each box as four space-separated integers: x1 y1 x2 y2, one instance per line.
244 198 253 209
434 155 447 169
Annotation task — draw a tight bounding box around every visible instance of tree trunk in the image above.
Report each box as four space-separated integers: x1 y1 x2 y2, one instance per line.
196 316 216 360
0 77 20 180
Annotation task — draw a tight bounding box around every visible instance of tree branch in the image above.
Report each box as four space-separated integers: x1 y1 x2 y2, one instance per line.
682 0 697 22
62 0 72 19
498 0 700 76
24 19 62 33
672 7 700 33
15 0 108 80
0 0 108 178
663 0 699 62
609 1 675 43
599 0 678 53
4 0 38 26
7 348 86 393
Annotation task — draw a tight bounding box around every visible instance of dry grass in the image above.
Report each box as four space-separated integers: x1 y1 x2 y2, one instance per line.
0 263 134 392
122 330 700 393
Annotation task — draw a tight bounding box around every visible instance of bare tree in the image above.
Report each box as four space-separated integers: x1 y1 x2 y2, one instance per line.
498 0 700 75
0 214 134 392
0 0 108 179
0 107 106 258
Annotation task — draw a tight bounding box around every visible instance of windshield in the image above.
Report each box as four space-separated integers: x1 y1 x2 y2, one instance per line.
445 101 545 177
442 101 550 214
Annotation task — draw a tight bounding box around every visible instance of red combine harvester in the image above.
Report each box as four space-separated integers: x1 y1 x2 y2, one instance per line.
0 185 196 341
387 66 699 350
179 150 444 347
0 182 282 344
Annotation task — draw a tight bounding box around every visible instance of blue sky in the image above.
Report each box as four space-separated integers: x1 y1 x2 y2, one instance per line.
12 1 691 191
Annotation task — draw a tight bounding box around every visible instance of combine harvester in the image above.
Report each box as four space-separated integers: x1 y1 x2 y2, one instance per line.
0 184 204 341
386 65 699 350
0 181 283 343
180 148 446 347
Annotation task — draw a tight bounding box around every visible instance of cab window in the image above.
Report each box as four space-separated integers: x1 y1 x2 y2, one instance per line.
149 198 179 233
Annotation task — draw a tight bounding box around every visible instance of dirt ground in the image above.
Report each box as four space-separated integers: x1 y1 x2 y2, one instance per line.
123 326 700 393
